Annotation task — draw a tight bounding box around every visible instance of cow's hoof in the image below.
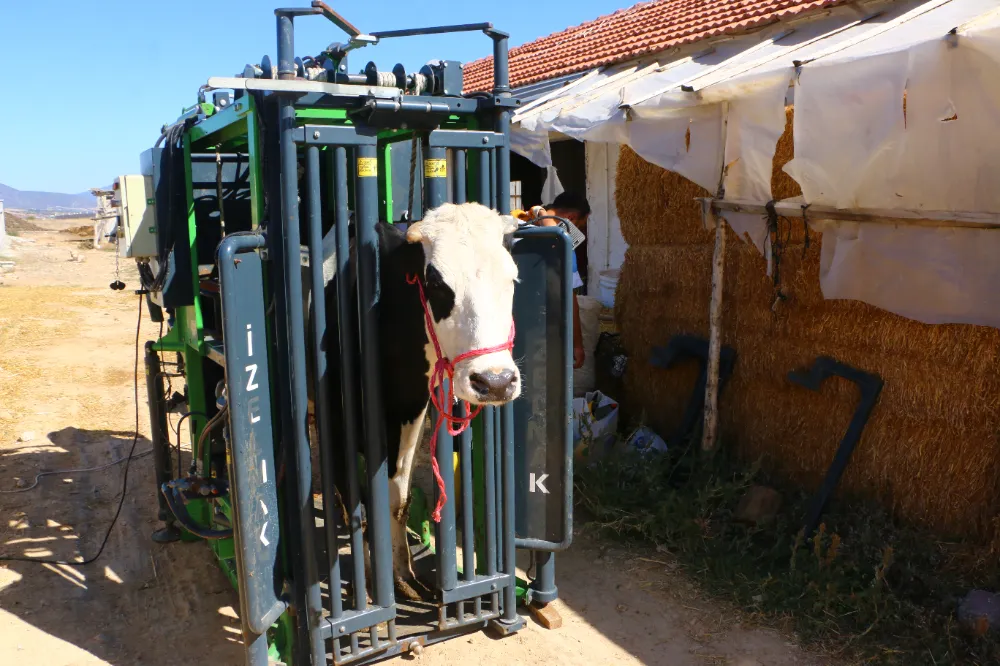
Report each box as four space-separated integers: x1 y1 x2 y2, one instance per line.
395 576 428 602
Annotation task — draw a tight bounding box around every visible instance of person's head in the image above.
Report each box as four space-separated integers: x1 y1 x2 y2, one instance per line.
548 191 591 228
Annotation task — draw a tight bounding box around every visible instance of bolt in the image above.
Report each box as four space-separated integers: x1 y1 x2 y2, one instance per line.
340 64 347 72
490 583 497 591
313 130 321 140
219 99 228 107
338 625 346 634
482 136 490 144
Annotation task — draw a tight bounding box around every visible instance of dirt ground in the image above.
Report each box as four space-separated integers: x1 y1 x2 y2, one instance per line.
0 220 831 665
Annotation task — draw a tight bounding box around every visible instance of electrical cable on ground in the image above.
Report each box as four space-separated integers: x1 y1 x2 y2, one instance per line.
0 295 146 566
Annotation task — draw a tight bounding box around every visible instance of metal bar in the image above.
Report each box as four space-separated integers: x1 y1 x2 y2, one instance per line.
301 125 379 146
371 22 493 39
355 141 396 610
494 121 511 215
500 404 518 622
483 407 497 577
460 404 475 581
424 144 448 211
440 572 510 605
306 146 344 620
276 14 296 81
363 98 476 116
333 146 368 611
492 33 510 93
310 0 362 36
144 343 176 534
493 407 502 574
530 552 557 604
427 130 505 149
477 150 491 207
454 150 467 205
277 22 327 654
435 386 459 592
207 76 402 99
489 149 497 211
319 605 396 640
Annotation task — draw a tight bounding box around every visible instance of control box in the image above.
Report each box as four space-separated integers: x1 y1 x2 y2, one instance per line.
114 174 157 258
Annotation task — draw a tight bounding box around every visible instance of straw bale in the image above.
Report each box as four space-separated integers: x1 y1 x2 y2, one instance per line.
614 108 1000 539
616 146 713 247
771 106 802 202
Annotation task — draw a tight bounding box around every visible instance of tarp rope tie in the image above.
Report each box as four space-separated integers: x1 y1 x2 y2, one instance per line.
407 273 515 522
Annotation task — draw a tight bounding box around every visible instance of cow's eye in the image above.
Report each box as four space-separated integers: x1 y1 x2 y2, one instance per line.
424 263 455 322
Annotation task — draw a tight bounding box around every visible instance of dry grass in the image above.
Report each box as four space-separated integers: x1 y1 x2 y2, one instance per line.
615 107 1000 538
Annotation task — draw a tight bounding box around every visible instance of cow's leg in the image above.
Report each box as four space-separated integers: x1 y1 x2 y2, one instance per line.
93 222 101 249
389 406 427 601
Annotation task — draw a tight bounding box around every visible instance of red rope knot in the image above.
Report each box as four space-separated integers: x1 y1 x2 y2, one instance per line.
407 272 515 522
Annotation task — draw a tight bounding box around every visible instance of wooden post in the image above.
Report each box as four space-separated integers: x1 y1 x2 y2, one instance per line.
701 198 727 452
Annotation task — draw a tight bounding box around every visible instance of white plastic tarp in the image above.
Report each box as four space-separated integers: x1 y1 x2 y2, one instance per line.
783 0 1000 211
779 0 1000 326
509 0 1000 328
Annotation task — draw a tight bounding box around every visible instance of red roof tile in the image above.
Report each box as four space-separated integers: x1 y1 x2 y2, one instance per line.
464 0 847 93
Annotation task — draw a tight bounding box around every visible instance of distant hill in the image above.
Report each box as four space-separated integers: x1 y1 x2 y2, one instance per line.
0 183 95 213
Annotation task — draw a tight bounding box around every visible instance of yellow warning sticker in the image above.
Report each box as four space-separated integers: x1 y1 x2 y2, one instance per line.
357 157 378 178
424 158 447 178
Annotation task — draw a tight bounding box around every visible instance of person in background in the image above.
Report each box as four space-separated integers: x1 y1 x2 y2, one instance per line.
512 192 591 369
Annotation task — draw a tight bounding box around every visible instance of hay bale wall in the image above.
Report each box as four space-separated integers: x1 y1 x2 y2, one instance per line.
615 107 1000 538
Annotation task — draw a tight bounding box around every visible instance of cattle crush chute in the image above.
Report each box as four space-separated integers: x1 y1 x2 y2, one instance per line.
121 3 574 664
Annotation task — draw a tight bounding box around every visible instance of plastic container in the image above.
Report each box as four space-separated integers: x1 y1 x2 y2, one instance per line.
598 269 620 309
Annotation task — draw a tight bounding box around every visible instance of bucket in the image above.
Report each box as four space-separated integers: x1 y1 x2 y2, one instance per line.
597 269 620 309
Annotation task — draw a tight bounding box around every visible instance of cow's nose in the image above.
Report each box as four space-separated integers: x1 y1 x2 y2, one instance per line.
469 369 517 402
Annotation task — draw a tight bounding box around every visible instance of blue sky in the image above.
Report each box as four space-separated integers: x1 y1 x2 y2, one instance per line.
0 0 629 194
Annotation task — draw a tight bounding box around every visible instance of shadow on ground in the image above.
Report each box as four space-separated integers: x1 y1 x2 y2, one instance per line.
0 427 242 665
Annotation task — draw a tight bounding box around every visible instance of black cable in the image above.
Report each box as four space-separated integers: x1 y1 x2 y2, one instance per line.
0 295 145 566
174 411 208 478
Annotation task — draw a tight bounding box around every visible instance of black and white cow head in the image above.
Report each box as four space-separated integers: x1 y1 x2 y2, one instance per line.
405 202 521 405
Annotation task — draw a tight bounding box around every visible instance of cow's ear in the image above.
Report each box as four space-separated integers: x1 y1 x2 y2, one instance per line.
405 223 423 243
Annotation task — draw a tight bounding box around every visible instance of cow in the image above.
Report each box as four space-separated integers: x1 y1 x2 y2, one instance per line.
308 202 521 601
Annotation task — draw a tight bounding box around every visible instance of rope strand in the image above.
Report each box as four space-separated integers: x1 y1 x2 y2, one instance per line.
407 273 515 522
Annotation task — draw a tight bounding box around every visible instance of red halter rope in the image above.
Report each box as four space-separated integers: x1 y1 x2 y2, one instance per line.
406 273 515 522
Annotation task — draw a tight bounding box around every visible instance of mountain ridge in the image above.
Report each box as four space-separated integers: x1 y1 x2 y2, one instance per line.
0 182 96 212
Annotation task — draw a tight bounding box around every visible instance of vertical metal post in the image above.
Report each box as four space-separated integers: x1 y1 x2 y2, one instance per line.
500 404 518 622
145 343 180 541
477 150 491 207
482 407 497 577
493 407 503 575
276 14 325 661
333 146 368 612
306 146 343 622
355 142 395 611
276 14 296 81
424 144 448 211
460 404 475 582
454 150 467 205
435 385 459 592
530 552 558 604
